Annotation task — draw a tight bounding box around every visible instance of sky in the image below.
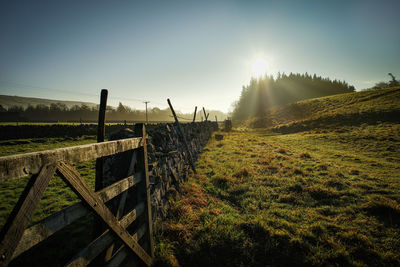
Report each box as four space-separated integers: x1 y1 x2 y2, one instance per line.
0 0 399 113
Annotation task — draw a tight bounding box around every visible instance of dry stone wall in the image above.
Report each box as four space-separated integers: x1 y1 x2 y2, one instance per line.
107 121 218 222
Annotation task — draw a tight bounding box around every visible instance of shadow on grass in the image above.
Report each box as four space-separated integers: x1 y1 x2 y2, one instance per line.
362 196 400 226
155 221 312 267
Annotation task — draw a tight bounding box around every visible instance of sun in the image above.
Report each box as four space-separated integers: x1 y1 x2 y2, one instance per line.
251 58 269 77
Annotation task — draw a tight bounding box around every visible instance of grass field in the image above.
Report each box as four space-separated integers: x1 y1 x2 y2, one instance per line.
0 136 97 230
154 124 400 266
1 87 399 266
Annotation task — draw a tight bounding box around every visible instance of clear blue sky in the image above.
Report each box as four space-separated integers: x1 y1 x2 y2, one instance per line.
1 0 399 112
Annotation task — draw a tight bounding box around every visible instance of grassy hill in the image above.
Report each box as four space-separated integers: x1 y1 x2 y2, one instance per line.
0 95 98 109
245 87 400 132
153 87 400 266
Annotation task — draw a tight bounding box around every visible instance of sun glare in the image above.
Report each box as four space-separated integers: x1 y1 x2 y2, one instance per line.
251 58 269 77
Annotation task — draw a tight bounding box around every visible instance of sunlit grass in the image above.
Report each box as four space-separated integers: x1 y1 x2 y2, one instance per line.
247 86 400 129
154 126 400 266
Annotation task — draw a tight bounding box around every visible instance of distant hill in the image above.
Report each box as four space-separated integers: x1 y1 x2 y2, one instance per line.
246 86 400 132
0 95 98 109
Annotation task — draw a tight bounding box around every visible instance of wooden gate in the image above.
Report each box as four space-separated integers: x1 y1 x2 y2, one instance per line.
0 124 154 266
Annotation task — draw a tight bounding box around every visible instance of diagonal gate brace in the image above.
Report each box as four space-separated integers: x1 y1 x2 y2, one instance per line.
0 164 57 267
56 161 152 266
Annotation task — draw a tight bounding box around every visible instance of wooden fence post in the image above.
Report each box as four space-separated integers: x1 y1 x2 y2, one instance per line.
167 99 197 173
192 106 197 122
95 89 108 191
134 123 154 259
94 89 108 242
215 115 218 123
202 107 207 122
224 119 232 132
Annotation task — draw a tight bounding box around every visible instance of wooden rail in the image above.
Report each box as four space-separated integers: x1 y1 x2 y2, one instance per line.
0 126 153 266
0 137 143 182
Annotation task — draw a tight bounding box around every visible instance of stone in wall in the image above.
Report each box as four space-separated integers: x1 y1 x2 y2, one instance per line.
103 121 218 222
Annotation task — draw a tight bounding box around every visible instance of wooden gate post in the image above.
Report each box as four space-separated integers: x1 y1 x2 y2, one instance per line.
134 123 154 259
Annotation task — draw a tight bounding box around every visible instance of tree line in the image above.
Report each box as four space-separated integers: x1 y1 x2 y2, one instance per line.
232 72 355 121
373 73 399 89
0 102 226 122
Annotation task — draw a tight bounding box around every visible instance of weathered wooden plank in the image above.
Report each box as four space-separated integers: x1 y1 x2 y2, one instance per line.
0 164 56 267
116 150 138 217
11 172 143 260
134 124 155 258
65 203 145 267
105 224 147 267
105 150 138 261
0 137 143 183
12 203 87 260
97 174 142 204
57 162 152 266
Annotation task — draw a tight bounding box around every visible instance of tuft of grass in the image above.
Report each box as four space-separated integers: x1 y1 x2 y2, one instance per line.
324 178 347 190
287 183 304 193
305 185 338 201
300 152 312 159
212 176 230 189
277 148 287 154
293 168 304 175
361 195 400 226
233 167 253 178
349 169 360 175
